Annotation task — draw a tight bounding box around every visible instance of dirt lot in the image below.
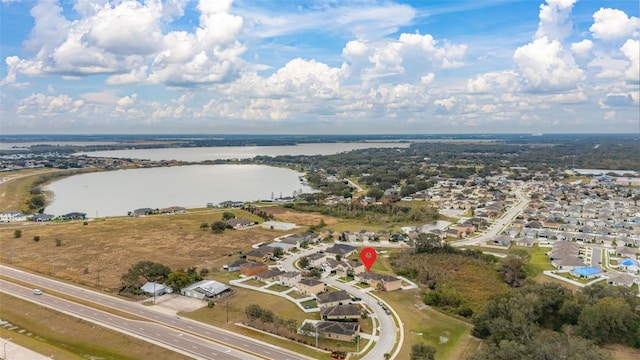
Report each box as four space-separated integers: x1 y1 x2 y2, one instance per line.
0 209 295 292
261 206 341 226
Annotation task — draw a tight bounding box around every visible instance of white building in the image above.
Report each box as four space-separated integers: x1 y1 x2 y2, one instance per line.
0 211 26 222
261 221 297 231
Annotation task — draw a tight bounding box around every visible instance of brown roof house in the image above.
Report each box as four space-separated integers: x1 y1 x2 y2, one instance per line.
245 246 274 263
316 321 360 341
296 278 325 296
240 262 268 277
321 304 361 320
355 272 402 291
316 290 352 308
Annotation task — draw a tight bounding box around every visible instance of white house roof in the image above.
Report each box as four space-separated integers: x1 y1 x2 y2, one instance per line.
183 280 229 296
141 281 167 293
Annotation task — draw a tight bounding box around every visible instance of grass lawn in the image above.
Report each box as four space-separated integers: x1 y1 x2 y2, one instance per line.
555 272 594 284
267 283 291 292
0 293 190 360
301 299 317 308
183 286 335 359
514 244 555 276
243 279 266 287
378 289 480 360
287 291 308 299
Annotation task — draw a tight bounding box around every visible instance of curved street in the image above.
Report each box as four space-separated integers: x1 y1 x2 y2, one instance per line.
280 245 401 360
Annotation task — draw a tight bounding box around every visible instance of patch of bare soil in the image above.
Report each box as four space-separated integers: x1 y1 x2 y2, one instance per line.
262 207 339 226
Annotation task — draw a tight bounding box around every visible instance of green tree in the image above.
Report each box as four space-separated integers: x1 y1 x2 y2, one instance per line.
13 230 22 238
414 233 443 254
366 187 384 200
272 247 284 258
577 297 640 346
200 222 210 230
222 212 235 220
211 221 227 233
410 343 436 360
298 256 310 269
33 235 40 242
498 253 528 287
166 270 191 291
246 304 263 320
120 260 171 292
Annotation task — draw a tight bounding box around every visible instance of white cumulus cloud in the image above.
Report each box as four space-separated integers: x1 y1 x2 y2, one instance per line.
590 8 640 41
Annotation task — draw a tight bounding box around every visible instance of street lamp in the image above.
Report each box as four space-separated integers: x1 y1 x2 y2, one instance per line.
4 342 7 360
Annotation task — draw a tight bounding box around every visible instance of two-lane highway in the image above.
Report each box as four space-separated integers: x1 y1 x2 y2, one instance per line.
1 280 254 360
0 265 313 360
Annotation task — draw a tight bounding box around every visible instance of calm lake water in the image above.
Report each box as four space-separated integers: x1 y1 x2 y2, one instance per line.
77 142 410 161
44 165 314 218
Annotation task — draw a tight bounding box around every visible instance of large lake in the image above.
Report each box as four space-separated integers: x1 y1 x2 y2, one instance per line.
44 165 314 218
77 142 410 162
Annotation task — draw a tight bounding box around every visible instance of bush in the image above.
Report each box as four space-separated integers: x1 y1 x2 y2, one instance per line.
33 235 40 242
55 238 62 247
13 230 22 238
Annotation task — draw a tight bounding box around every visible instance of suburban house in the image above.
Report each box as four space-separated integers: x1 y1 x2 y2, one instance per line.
245 247 275 263
1 211 26 222
278 271 302 287
492 235 512 247
307 253 327 268
316 321 360 341
316 290 352 308
570 266 601 279
224 259 249 272
255 269 285 282
325 244 357 259
321 305 361 320
59 212 87 220
296 278 325 296
355 272 402 291
607 273 638 287
226 218 255 229
29 213 55 222
181 280 231 300
131 208 156 217
281 232 319 246
240 262 269 276
218 200 244 208
159 206 186 214
141 281 170 296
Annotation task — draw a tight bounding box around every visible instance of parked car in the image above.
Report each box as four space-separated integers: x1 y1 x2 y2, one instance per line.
385 309 391 315
33 289 43 295
377 300 384 306
351 297 362 302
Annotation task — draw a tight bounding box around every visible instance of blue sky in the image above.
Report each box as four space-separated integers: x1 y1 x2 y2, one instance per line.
0 0 638 134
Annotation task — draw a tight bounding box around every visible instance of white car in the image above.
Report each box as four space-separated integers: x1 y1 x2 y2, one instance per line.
33 289 43 295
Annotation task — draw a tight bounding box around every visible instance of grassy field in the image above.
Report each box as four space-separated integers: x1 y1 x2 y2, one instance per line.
0 169 67 212
377 289 480 360
0 292 190 360
0 209 278 292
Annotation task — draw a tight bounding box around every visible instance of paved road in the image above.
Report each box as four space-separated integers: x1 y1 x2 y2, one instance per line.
280 245 400 360
451 187 530 247
0 280 253 360
0 266 312 360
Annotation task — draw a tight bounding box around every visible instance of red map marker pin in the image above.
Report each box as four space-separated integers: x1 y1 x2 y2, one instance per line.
360 247 377 272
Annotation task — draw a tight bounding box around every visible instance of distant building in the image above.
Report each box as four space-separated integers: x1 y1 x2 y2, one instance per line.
261 221 297 231
0 211 26 222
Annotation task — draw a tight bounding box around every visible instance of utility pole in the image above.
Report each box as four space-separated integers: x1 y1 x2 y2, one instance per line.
153 282 156 304
226 301 229 323
315 323 318 349
96 269 101 288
